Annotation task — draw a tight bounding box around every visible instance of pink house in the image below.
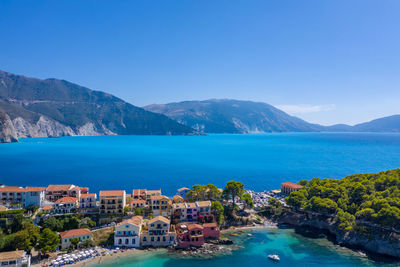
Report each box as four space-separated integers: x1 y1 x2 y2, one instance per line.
176 223 204 248
203 222 220 239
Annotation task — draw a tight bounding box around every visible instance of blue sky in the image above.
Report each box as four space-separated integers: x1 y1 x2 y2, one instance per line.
0 0 399 125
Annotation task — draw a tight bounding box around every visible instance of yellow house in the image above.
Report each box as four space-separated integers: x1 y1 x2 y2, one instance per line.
141 216 176 247
172 195 184 204
150 195 170 216
99 190 126 214
146 189 161 205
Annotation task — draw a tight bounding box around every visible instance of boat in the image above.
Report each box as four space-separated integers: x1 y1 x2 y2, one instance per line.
268 254 280 261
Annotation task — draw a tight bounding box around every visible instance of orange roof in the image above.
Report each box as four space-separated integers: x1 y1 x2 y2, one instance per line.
149 216 170 224
203 222 218 228
47 184 74 191
196 201 211 207
78 187 89 191
131 199 146 204
117 216 143 226
281 182 303 189
133 189 146 195
60 228 92 239
99 190 125 197
42 205 53 211
177 187 189 192
0 250 25 261
151 195 169 200
0 186 26 193
80 193 96 198
55 197 78 203
25 186 46 192
188 224 203 230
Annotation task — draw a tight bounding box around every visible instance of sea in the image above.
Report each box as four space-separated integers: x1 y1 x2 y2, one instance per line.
1 132 400 266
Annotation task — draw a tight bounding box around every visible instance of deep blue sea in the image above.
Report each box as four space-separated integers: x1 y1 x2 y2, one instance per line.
1 133 400 195
1 132 400 266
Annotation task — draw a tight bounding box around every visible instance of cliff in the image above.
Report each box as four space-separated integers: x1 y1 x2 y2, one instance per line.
0 109 18 143
277 209 400 258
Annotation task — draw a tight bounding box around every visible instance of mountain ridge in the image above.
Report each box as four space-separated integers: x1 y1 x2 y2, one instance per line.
145 99 400 134
0 70 198 142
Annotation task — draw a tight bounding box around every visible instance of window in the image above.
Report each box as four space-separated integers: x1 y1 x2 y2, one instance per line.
151 237 154 242
143 236 147 241
133 238 135 244
163 236 166 242
65 239 67 242
170 236 174 241
157 236 160 241
119 239 122 244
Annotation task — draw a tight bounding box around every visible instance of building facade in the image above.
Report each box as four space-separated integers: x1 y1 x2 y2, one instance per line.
114 216 143 248
60 228 92 249
280 182 303 194
79 193 97 213
145 190 161 205
0 250 30 267
54 197 78 214
150 195 170 216
99 190 126 214
45 184 82 202
140 216 175 247
176 223 204 248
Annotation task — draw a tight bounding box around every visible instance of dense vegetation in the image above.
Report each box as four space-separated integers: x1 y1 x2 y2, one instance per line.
286 169 400 231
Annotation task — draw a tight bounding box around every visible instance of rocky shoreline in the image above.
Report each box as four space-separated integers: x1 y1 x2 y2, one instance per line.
275 209 400 259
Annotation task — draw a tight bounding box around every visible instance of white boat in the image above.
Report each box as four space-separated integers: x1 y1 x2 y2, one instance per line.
268 254 280 261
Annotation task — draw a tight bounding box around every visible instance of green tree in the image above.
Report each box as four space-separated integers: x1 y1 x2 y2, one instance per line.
42 217 63 232
241 193 254 209
14 222 40 253
71 237 80 249
10 214 25 233
134 207 144 215
211 201 224 225
286 190 307 209
223 180 244 207
36 228 60 255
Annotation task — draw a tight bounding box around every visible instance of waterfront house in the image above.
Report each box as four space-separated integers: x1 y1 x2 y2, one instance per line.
146 189 161 205
24 187 46 207
172 195 184 204
0 250 31 267
54 197 78 214
203 222 220 240
280 182 303 194
114 216 143 248
150 195 170 216
45 184 83 202
60 228 92 249
99 190 126 214
130 199 146 210
176 223 204 248
79 193 97 213
177 187 189 198
0 186 46 208
172 201 212 222
132 189 146 200
140 216 176 247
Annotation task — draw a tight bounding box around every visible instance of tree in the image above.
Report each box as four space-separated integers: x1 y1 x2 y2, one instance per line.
15 222 40 253
71 237 80 249
134 207 144 215
286 190 307 209
42 217 63 232
36 228 60 255
223 180 244 207
81 239 95 248
10 214 25 233
241 193 254 209
211 201 224 225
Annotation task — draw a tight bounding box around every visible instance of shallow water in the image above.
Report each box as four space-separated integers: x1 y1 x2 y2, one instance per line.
1 133 400 195
96 228 398 267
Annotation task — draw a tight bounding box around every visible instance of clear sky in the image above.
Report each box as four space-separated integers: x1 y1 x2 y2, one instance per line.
0 0 399 125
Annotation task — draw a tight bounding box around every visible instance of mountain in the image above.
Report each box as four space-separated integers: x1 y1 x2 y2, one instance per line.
0 109 18 143
353 115 400 132
144 99 323 133
0 70 197 142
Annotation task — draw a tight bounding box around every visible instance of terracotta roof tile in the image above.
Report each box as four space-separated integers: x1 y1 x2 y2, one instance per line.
25 186 47 192
47 184 74 191
60 228 92 239
0 186 26 193
0 250 25 261
42 206 53 211
80 193 96 198
117 216 143 227
281 182 303 189
196 201 211 207
99 190 125 197
55 197 78 203
148 216 170 224
188 224 203 230
131 199 146 204
151 195 169 200
203 222 218 228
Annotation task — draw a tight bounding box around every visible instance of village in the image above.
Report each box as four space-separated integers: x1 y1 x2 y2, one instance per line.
0 182 303 267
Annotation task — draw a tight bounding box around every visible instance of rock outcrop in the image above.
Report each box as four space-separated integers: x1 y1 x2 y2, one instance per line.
0 109 18 143
277 210 400 258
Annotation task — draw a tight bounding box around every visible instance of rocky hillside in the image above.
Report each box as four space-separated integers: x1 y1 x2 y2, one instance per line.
0 70 197 142
145 99 323 133
0 109 18 143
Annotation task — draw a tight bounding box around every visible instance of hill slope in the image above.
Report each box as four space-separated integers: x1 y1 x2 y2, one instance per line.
145 99 323 133
0 70 197 142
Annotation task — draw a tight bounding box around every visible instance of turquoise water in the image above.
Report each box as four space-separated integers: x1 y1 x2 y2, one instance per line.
96 228 398 267
1 133 400 195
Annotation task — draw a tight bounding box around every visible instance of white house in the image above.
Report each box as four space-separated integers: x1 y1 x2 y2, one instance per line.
114 216 143 248
0 250 30 267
